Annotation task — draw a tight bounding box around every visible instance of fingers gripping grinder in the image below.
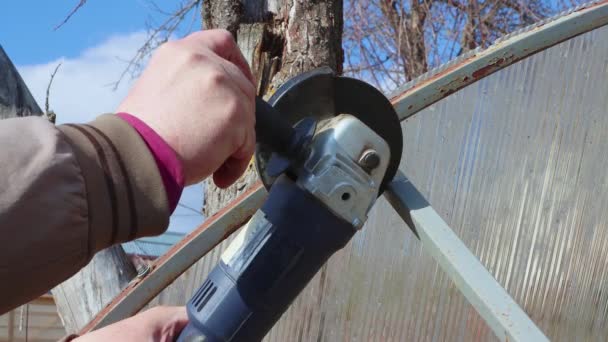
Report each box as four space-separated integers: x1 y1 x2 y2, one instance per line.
178 68 403 342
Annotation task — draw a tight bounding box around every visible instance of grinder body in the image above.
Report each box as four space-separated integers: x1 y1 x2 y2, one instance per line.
178 175 354 342
178 68 400 341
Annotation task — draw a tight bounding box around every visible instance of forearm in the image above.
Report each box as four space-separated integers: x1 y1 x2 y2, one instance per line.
0 115 172 314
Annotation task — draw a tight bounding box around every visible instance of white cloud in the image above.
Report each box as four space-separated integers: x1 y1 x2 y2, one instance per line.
17 31 148 124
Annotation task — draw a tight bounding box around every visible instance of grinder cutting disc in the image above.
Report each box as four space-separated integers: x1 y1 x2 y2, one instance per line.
255 67 403 192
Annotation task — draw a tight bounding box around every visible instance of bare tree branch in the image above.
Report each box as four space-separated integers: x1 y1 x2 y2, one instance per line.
54 0 87 30
344 0 585 93
110 0 201 90
44 63 62 124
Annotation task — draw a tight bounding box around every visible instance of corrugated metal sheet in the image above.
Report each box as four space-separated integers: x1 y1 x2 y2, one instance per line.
267 20 608 341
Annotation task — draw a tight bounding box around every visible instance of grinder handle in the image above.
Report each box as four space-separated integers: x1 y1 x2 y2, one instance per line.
254 97 297 158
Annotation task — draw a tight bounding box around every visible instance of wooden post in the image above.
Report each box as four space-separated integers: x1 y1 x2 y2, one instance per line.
52 248 137 333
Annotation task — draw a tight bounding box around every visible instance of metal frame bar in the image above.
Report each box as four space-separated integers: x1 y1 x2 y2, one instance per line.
391 0 608 122
82 1 608 339
385 172 549 341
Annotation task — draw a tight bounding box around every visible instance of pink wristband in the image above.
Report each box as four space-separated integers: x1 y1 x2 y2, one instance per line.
117 113 184 213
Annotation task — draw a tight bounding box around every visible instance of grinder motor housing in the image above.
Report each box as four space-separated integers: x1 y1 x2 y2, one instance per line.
177 68 403 342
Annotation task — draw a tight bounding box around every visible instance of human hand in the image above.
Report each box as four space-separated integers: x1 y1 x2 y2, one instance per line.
73 306 188 342
117 29 256 188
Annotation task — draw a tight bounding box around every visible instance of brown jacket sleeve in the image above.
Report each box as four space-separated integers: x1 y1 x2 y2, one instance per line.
0 114 170 314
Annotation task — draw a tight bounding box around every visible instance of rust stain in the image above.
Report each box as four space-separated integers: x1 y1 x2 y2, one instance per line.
390 53 477 104
434 75 472 98
472 57 506 79
79 182 264 334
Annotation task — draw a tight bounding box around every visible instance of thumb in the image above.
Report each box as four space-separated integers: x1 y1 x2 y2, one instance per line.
213 127 256 189
140 306 189 340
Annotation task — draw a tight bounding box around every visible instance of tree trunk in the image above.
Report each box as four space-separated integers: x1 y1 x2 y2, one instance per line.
199 2 342 339
202 0 343 217
0 45 42 118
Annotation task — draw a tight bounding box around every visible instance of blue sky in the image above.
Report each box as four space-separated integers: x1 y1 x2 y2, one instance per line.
1 1 203 234
0 1 196 64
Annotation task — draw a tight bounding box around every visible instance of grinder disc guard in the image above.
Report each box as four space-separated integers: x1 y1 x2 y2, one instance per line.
255 67 403 192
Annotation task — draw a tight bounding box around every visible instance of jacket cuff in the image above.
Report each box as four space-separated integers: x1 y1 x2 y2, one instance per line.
116 112 184 213
58 114 170 253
